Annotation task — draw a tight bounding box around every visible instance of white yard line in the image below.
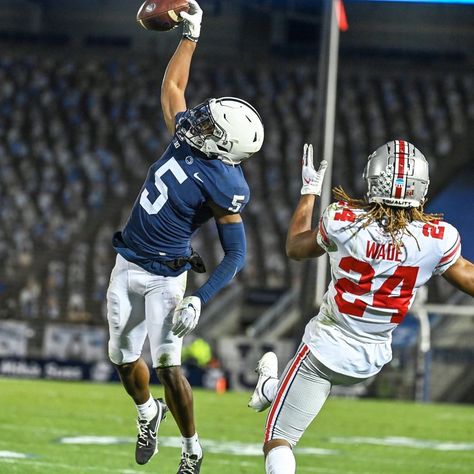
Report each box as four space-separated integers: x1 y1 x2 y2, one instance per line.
2 433 473 474
328 436 474 451
57 435 338 457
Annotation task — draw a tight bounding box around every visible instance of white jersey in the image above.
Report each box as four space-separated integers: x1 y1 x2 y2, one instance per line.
303 201 461 378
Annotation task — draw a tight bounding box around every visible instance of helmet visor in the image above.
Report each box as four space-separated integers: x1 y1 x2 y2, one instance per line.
179 100 225 144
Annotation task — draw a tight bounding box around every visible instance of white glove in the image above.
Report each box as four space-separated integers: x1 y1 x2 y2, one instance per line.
300 143 328 196
180 0 203 42
172 296 202 338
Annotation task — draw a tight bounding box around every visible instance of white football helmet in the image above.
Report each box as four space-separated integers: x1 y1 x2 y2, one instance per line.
176 97 264 165
363 140 430 208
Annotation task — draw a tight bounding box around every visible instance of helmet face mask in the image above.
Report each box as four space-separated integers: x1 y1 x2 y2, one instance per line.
176 97 264 165
364 140 430 208
176 100 225 148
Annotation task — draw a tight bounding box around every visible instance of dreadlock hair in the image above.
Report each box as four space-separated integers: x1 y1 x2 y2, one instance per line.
332 186 443 249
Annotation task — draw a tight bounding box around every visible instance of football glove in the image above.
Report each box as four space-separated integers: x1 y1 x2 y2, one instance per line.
181 0 203 42
172 296 202 338
300 143 328 196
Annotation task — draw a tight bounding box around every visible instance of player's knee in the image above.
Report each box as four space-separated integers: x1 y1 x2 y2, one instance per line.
156 365 182 388
108 346 124 365
114 360 141 375
264 443 295 474
263 439 292 457
108 342 141 367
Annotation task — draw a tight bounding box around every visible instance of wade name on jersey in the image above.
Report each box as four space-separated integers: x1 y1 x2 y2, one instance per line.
113 117 250 277
303 201 462 378
365 241 403 262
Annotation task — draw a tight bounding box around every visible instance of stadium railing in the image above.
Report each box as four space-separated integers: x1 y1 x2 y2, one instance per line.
410 287 474 402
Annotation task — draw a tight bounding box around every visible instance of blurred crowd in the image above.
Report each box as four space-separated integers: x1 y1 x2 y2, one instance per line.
0 53 472 323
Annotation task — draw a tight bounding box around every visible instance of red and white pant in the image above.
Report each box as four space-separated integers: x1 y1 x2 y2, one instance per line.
264 343 365 447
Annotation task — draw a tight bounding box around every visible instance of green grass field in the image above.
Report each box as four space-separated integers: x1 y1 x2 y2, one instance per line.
1 378 473 474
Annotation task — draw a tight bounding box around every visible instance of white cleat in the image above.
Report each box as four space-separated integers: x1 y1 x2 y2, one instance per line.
248 352 278 412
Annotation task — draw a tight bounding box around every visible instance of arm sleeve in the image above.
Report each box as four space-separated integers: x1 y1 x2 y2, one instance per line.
193 221 246 304
433 224 462 275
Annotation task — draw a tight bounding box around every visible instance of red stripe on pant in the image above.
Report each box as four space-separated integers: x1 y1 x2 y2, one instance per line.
264 344 310 442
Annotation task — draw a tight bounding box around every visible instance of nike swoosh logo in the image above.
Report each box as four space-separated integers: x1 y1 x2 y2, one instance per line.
193 172 204 183
304 178 311 184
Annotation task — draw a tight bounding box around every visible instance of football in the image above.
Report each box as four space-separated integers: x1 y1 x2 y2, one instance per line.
137 0 190 32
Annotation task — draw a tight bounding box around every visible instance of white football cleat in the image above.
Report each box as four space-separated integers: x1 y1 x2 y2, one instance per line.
248 352 278 412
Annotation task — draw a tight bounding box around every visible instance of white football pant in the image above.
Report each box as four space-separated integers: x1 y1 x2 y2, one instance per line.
107 254 187 368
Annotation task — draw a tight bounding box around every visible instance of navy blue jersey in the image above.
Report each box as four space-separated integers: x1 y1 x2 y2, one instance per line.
115 115 250 276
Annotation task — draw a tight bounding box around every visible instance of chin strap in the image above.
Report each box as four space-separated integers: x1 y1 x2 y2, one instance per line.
218 155 239 166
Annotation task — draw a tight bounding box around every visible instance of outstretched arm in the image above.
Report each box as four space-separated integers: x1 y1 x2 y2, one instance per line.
193 203 246 304
171 203 246 338
286 144 328 260
286 196 324 260
161 0 203 135
442 256 474 296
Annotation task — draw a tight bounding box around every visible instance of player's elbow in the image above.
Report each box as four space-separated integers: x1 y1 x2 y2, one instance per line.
161 77 176 96
460 273 474 297
160 85 182 132
286 241 303 261
287 251 303 261
232 248 246 274
218 221 246 274
238 253 246 273
443 256 474 297
160 102 174 135
223 245 246 278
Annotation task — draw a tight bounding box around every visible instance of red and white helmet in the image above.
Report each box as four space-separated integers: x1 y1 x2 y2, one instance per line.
363 140 430 208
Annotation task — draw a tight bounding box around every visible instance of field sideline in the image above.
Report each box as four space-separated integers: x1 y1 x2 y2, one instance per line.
0 378 473 473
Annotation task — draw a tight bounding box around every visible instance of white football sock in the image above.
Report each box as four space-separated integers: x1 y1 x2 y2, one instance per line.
136 395 157 421
182 433 203 458
262 377 279 403
265 446 296 474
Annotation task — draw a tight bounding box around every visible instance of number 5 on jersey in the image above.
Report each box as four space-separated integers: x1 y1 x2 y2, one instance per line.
229 195 245 213
140 158 188 215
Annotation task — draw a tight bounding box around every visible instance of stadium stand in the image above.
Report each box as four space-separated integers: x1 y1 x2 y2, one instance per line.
0 52 473 333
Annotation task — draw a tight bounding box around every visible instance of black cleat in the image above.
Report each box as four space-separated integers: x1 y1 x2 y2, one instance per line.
135 398 168 465
177 453 203 474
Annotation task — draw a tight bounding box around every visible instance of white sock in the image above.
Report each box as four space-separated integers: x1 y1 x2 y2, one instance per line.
182 433 202 458
136 395 157 421
262 377 279 403
265 446 296 474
